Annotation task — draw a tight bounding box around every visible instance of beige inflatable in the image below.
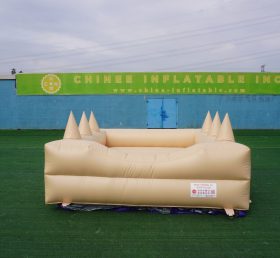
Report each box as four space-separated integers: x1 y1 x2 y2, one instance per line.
44 111 251 216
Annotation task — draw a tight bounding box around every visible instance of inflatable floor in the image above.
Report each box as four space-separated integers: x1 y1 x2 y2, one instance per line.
44 111 251 216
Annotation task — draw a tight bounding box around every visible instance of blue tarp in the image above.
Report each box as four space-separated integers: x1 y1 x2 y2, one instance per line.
58 204 247 217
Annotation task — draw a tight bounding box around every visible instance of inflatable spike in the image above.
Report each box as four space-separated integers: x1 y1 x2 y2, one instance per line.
208 111 221 137
89 111 100 132
63 111 81 139
202 111 212 134
79 112 92 136
217 113 235 142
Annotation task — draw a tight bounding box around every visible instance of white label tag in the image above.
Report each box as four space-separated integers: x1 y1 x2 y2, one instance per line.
190 183 217 198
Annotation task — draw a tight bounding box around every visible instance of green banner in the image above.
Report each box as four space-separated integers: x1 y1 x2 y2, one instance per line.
16 72 280 95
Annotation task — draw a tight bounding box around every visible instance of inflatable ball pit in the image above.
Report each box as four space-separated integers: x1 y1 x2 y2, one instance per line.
44 111 251 216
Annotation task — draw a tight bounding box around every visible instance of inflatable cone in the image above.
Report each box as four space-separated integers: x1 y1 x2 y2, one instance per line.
89 111 100 132
63 111 81 139
208 111 221 137
217 113 235 142
79 112 92 136
202 111 212 134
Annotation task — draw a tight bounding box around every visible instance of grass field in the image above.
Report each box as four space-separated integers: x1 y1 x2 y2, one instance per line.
0 130 280 258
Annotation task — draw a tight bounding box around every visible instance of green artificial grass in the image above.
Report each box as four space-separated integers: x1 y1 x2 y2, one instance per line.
0 130 280 258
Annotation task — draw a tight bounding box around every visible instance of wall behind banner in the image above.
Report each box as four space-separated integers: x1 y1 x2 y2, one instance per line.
1 79 280 129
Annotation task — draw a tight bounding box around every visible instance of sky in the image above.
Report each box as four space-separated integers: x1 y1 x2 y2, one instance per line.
0 0 279 75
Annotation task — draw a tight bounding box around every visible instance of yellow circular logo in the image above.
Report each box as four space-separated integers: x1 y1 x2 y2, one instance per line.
41 74 61 94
